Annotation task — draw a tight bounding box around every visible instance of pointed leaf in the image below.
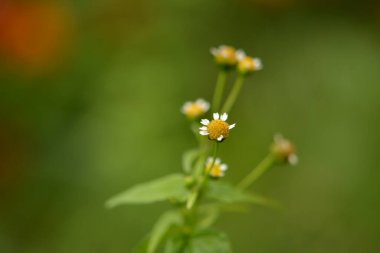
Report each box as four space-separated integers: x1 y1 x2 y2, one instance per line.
106 174 188 208
190 230 232 253
148 210 183 253
207 181 280 207
164 234 188 253
182 149 200 173
197 204 220 229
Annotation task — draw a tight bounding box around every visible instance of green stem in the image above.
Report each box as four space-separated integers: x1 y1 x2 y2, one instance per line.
237 153 275 190
212 70 228 113
186 142 219 210
221 74 246 114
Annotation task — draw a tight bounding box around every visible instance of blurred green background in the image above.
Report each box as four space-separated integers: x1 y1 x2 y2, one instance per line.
1 0 380 252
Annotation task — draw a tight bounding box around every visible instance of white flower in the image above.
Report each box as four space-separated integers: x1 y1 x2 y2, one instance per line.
181 99 210 119
206 157 228 178
199 112 236 142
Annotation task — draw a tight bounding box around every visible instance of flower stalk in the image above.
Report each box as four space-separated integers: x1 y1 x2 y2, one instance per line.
222 74 246 114
212 70 228 112
238 153 276 190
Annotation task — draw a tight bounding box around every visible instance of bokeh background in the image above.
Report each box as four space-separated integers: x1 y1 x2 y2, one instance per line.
1 0 380 252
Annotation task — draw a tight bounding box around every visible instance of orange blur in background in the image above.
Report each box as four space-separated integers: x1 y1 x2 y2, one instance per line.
0 1 74 75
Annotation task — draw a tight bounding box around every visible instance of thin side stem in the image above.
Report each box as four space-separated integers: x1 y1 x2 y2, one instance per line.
212 70 228 113
237 153 275 190
221 74 246 114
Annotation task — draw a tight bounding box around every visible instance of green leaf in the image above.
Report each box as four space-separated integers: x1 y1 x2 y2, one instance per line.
190 230 233 253
207 181 280 207
182 149 200 173
148 210 183 253
164 234 188 253
207 181 252 203
197 204 220 229
106 174 188 208
164 230 233 253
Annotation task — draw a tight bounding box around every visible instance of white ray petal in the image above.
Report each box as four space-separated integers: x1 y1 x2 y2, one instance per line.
210 48 218 56
253 58 263 70
199 126 208 131
217 135 224 141
288 154 299 165
181 102 191 113
221 113 228 121
229 123 236 129
215 158 221 165
236 49 246 61
201 119 210 125
200 131 209 136
213 113 220 120
220 164 228 171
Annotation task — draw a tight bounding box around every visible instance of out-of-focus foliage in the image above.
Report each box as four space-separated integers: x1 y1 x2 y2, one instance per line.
1 0 380 252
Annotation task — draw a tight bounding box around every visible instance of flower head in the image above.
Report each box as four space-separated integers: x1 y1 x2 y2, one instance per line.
210 45 239 68
199 113 236 142
238 56 263 75
181 99 210 119
206 157 228 178
270 134 298 165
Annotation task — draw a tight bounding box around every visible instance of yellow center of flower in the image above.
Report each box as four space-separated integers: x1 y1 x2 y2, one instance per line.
185 103 205 119
238 57 255 74
207 120 230 140
215 47 238 66
209 164 223 177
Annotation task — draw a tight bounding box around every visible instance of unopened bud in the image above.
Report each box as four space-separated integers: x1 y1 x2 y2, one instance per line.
270 134 298 165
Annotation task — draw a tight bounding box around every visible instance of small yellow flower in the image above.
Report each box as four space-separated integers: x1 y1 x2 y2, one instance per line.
181 99 210 119
206 157 228 178
238 56 263 75
199 113 236 142
210 45 239 67
270 134 298 165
